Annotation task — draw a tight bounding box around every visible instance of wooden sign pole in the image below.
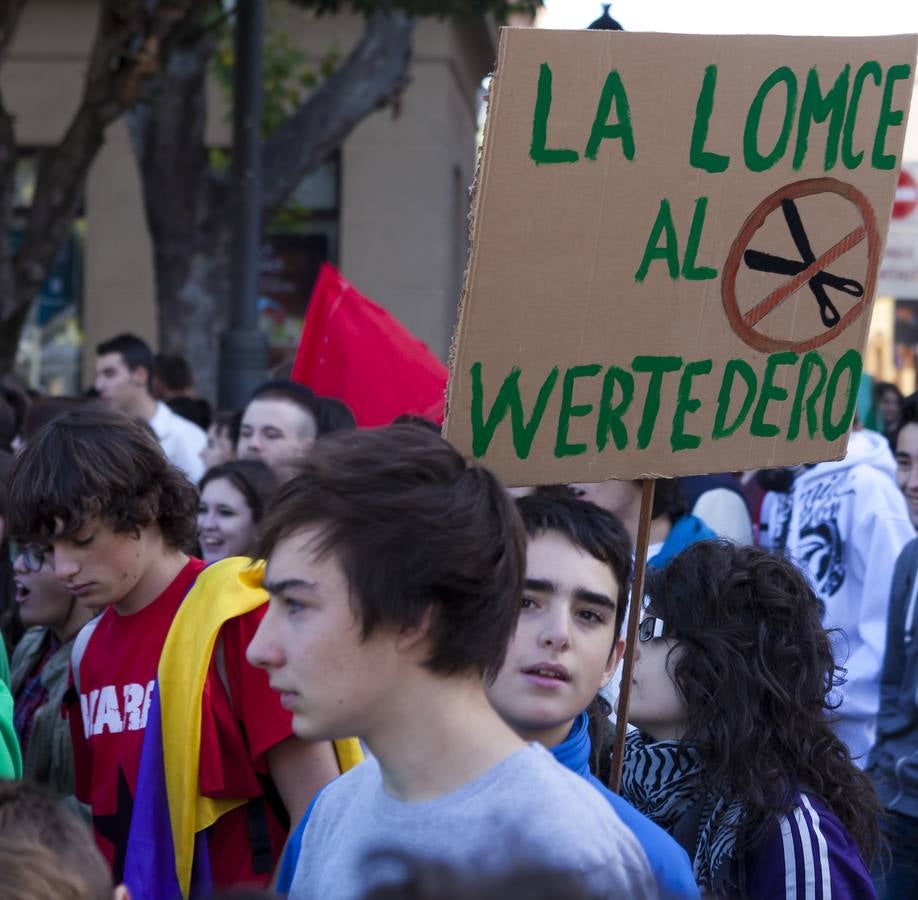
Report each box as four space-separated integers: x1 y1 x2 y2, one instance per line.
610 478 657 794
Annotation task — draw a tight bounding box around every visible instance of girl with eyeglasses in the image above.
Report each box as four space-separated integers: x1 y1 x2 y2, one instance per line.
8 538 94 797
621 540 879 899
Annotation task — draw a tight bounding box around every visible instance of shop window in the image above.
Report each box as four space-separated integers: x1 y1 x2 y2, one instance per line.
12 152 85 395
258 153 339 371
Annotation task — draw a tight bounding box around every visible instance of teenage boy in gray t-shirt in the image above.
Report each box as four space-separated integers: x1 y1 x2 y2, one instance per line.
247 425 656 900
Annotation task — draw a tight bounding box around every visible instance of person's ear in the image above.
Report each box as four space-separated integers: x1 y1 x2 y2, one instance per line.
395 606 435 657
600 638 626 688
113 885 132 900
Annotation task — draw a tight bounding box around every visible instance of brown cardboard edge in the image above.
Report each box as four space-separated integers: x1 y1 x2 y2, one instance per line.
443 28 512 436
445 31 918 483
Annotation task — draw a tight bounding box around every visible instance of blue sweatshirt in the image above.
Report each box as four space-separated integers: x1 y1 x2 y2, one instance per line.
275 712 699 897
649 514 717 568
553 712 699 900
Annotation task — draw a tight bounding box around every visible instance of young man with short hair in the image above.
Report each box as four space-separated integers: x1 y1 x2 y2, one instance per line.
485 493 698 899
247 425 656 900
237 380 321 482
154 352 211 432
6 408 344 897
94 333 206 482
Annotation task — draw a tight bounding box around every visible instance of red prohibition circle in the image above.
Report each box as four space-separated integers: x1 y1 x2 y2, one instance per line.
722 177 880 354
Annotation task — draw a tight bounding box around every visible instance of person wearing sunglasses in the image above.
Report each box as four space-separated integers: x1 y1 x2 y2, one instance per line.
8 539 94 798
622 540 880 899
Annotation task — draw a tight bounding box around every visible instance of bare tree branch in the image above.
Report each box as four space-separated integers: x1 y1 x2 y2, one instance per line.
261 8 416 219
7 0 207 315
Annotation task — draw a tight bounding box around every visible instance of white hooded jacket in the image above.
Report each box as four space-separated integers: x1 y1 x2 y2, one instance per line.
761 429 915 765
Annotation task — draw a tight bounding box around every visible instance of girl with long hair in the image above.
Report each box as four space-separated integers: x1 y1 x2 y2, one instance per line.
621 540 880 898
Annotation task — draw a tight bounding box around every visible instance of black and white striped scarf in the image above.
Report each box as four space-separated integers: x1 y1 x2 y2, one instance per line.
620 730 746 895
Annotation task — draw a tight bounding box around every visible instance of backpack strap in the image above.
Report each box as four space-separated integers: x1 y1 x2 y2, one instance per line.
214 630 289 872
70 616 102 695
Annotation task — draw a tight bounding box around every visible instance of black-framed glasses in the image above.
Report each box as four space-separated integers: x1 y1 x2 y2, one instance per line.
7 540 48 573
638 616 666 642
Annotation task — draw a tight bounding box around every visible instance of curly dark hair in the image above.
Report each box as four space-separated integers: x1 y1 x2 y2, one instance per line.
6 405 198 550
643 540 881 864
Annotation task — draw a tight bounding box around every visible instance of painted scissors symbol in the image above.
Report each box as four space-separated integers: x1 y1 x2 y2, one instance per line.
743 198 864 328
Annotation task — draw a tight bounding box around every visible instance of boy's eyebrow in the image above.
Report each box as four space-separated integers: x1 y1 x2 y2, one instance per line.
524 577 557 595
525 578 616 612
262 577 319 595
573 588 616 612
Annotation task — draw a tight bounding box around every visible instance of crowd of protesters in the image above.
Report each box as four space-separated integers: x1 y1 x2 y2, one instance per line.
0 332 915 899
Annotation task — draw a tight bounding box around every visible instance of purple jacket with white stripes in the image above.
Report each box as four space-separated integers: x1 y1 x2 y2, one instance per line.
745 791 874 900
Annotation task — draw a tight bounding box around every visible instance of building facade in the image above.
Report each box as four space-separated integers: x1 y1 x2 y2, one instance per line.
4 1 498 393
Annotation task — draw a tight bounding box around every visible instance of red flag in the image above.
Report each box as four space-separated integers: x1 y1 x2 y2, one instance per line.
291 263 447 427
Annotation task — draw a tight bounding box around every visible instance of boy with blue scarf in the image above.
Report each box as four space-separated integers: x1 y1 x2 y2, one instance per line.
485 493 699 900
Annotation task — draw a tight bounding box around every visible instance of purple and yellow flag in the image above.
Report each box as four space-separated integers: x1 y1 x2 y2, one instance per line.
123 558 362 898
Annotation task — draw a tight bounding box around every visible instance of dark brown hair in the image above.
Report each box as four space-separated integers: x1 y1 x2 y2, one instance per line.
155 352 194 391
200 459 278 524
361 853 604 900
254 425 525 680
314 395 357 435
644 540 881 863
894 390 918 450
0 450 10 522
6 405 198 549
0 780 112 899
96 332 155 390
649 476 687 523
516 493 632 640
212 408 243 447
248 379 319 432
22 395 84 442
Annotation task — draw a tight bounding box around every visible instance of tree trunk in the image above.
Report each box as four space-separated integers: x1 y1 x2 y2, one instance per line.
0 0 211 376
131 8 416 403
0 301 29 375
158 243 231 402
128 22 232 401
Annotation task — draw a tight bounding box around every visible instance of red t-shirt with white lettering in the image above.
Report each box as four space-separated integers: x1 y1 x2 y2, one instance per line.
69 558 293 887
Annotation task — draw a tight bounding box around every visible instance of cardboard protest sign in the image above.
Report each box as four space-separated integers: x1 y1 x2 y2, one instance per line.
444 29 917 485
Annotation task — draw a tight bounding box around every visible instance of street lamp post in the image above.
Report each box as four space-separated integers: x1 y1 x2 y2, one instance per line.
588 3 624 30
218 0 269 409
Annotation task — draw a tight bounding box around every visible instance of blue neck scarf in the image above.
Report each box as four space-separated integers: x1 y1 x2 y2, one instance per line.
550 711 591 777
